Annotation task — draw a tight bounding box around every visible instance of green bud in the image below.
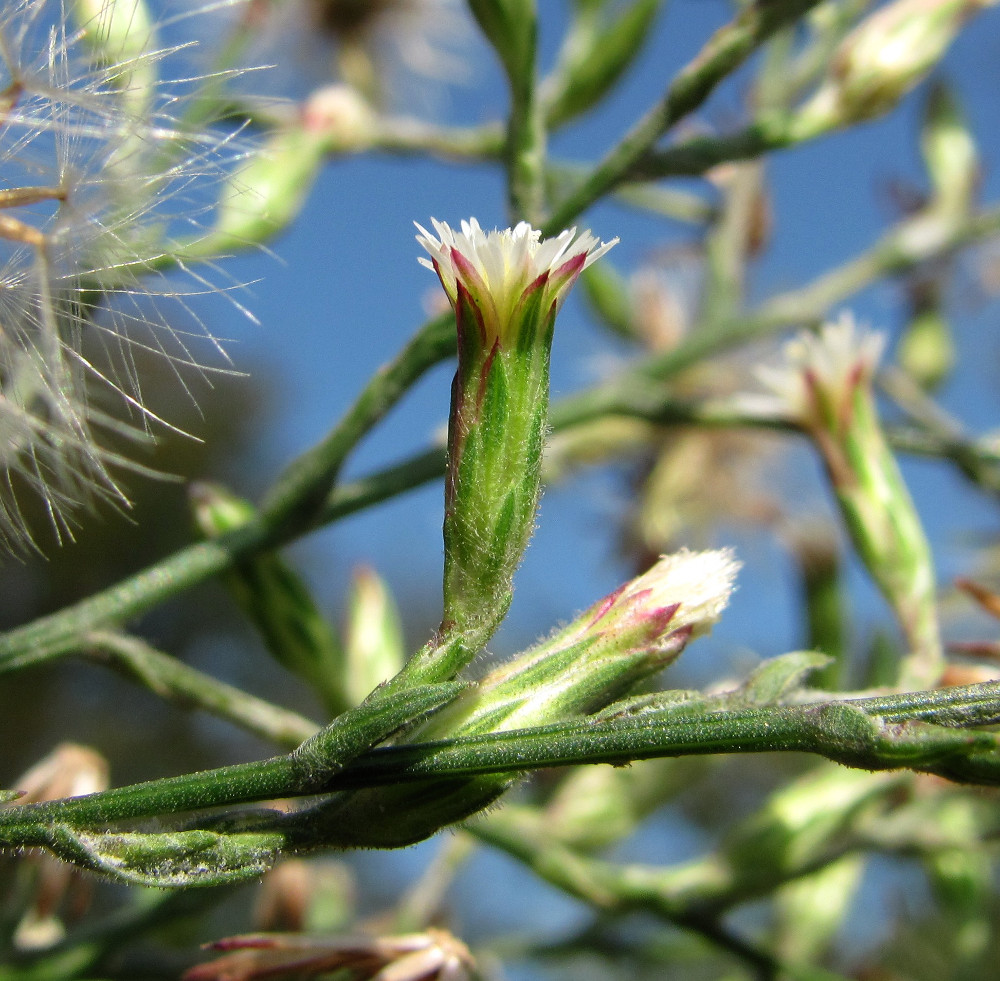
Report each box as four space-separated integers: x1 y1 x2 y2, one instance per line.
795 0 996 131
421 548 739 739
898 308 956 389
785 523 845 687
343 566 405 707
921 82 979 218
202 118 341 252
72 0 157 118
467 0 537 82
544 0 663 128
190 483 347 714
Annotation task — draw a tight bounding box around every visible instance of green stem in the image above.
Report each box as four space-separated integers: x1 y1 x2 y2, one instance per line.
81 631 320 748
327 698 1000 788
541 0 823 235
3 684 999 843
0 683 461 836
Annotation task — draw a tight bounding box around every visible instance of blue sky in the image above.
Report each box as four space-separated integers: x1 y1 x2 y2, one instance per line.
197 1 1000 684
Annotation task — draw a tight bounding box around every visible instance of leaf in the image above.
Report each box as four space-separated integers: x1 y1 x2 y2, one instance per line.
47 825 286 888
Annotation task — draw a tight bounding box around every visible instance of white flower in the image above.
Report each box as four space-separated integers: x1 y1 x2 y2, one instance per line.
415 217 617 346
739 313 886 425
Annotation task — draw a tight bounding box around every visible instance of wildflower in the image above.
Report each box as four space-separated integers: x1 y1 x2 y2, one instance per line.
415 217 617 350
184 927 477 981
0 0 247 553
416 218 616 654
304 549 737 848
743 314 942 687
422 548 739 737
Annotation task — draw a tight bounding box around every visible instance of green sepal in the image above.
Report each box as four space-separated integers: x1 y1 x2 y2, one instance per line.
442 342 549 644
545 0 664 128
292 682 468 792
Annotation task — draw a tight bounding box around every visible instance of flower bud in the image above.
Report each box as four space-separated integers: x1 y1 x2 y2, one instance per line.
897 307 955 389
416 218 616 655
72 0 157 117
921 82 979 219
795 0 995 131
343 566 405 707
302 550 737 848
205 127 327 251
5 744 109 950
745 315 942 687
190 483 347 714
302 85 375 151
420 548 738 738
185 927 476 981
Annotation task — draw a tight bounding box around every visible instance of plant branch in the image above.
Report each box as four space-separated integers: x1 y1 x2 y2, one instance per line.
81 631 320 748
541 0 823 234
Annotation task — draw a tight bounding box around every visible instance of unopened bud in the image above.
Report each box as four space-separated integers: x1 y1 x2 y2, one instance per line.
206 127 327 250
798 0 995 130
190 483 347 714
422 548 739 739
898 308 955 389
921 82 979 218
6 745 109 951
303 85 375 151
11 743 108 804
343 566 405 706
73 0 157 116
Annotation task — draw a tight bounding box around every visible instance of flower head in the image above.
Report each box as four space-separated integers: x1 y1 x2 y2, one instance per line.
742 313 886 430
416 217 617 348
184 928 476 981
423 548 740 738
